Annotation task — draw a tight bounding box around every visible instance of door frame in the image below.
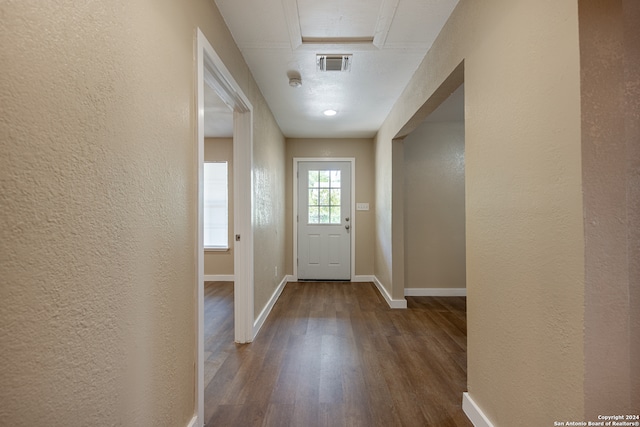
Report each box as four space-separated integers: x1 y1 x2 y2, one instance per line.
196 28 254 426
293 157 356 281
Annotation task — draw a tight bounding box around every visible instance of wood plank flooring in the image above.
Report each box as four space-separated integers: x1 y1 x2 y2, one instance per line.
203 281 471 427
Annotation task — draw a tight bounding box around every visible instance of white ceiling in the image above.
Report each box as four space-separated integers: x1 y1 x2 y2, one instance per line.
207 0 460 138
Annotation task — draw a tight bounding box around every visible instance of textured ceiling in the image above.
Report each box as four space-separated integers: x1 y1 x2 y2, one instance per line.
208 0 460 138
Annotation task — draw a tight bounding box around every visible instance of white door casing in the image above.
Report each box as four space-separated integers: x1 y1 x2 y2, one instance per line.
196 28 254 427
296 160 352 280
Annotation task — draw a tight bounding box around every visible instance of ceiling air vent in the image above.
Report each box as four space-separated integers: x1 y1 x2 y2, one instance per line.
317 54 352 72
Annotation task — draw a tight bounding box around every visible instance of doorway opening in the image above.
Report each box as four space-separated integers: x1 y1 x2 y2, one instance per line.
394 62 468 421
196 28 254 426
402 84 466 296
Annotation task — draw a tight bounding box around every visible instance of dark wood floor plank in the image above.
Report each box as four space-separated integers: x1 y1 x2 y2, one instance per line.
262 403 294 427
203 281 472 427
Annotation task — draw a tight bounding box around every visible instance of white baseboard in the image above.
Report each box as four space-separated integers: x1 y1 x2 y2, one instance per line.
186 414 200 427
371 276 407 309
405 287 467 297
203 274 234 282
253 275 291 338
462 392 495 427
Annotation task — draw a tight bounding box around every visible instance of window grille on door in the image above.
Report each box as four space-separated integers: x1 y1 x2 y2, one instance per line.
307 170 341 224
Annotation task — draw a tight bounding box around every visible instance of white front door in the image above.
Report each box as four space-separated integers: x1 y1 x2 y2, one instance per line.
297 161 351 280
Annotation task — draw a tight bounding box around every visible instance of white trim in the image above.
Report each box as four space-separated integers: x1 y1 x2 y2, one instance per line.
404 288 467 297
462 393 495 427
204 247 230 252
198 29 254 344
293 158 356 282
186 414 199 427
233 109 254 344
203 274 235 282
281 0 302 50
196 28 254 427
372 0 400 48
253 275 291 338
295 42 381 52
372 276 407 309
196 31 205 427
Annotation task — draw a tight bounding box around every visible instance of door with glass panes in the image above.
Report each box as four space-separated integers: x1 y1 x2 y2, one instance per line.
297 161 351 280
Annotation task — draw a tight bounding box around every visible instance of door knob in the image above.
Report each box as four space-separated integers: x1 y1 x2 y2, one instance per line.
345 225 350 230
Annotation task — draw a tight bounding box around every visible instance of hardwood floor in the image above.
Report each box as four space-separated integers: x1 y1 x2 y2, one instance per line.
203 281 471 427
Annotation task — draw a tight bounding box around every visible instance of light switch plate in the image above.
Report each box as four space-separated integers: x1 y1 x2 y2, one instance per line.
356 203 369 211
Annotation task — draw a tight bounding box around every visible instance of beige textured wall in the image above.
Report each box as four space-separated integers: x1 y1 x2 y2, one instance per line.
0 1 285 425
404 121 465 289
375 0 585 424
285 138 375 276
204 138 234 276
579 0 640 417
253 93 287 318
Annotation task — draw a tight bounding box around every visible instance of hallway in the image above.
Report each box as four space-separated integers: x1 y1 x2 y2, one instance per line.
203 281 471 426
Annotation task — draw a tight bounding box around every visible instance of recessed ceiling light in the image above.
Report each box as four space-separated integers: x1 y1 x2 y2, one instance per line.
323 109 337 116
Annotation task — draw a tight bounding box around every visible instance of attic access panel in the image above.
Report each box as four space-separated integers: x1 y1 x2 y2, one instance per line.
297 0 382 39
